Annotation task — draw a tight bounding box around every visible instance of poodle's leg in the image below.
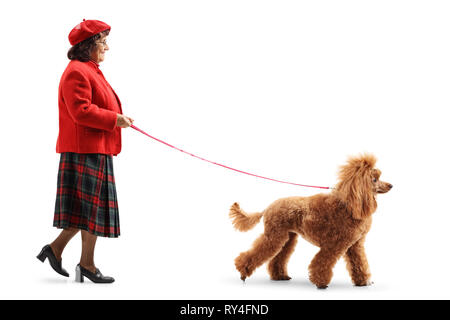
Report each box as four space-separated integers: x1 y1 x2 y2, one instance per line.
235 231 289 281
308 246 346 289
267 232 298 280
344 237 371 286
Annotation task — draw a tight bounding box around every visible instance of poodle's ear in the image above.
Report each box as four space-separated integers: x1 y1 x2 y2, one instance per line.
336 154 377 220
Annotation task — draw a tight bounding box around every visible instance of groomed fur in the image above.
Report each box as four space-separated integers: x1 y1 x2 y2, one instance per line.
335 153 378 220
229 202 263 232
229 153 392 288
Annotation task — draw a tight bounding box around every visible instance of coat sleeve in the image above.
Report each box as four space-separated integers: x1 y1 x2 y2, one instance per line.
61 69 117 131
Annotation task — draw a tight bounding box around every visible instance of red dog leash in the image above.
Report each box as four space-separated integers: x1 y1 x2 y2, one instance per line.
131 124 332 190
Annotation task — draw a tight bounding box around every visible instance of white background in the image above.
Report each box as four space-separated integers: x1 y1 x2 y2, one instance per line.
1 0 449 300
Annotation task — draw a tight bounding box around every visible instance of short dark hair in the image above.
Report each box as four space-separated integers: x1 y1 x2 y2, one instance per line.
67 30 110 62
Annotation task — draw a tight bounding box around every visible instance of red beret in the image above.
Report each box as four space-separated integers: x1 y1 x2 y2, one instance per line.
68 19 111 46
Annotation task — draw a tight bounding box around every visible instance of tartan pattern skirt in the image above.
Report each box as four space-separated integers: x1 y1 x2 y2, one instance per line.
53 152 120 238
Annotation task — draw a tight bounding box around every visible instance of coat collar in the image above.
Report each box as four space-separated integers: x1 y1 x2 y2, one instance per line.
88 59 100 69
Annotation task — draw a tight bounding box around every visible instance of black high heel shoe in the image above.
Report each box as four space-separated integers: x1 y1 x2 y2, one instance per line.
36 245 69 277
75 264 115 283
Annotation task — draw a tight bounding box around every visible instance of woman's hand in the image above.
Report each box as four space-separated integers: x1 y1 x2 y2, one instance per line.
116 114 134 128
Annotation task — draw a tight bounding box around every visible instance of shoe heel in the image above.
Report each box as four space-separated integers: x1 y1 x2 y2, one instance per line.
36 251 46 263
75 265 84 283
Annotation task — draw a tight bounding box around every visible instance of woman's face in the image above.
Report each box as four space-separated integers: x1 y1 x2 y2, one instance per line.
91 35 109 63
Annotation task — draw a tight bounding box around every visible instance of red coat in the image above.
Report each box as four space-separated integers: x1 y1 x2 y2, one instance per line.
56 60 123 156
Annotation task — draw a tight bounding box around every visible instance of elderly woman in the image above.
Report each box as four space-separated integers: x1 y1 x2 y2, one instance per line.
37 19 133 283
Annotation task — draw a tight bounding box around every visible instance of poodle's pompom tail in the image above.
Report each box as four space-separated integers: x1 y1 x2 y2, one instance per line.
229 202 263 232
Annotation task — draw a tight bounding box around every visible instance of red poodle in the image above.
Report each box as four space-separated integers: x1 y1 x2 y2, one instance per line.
230 154 392 288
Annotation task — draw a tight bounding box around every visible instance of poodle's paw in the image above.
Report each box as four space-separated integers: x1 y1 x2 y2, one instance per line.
270 274 292 281
237 267 251 282
316 285 328 289
235 254 252 281
354 280 374 287
309 274 331 289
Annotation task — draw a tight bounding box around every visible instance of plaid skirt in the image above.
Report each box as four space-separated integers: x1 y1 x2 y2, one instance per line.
53 152 120 238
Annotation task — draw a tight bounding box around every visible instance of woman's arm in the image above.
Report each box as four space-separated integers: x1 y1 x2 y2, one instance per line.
61 70 118 131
